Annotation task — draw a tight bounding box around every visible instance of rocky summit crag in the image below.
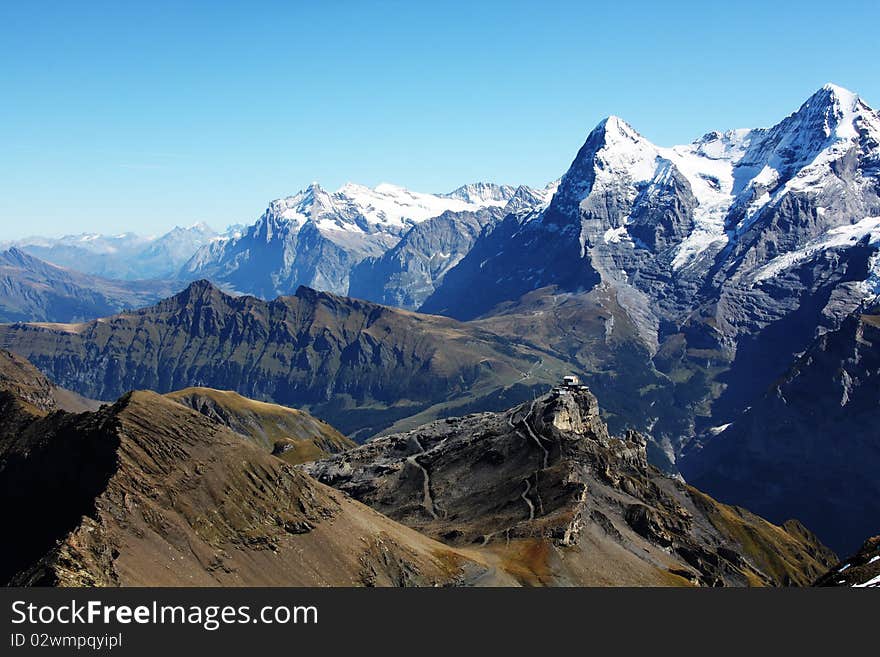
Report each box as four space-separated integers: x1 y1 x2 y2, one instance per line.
307 385 835 586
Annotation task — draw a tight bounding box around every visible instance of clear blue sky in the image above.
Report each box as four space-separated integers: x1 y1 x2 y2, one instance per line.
2 0 878 239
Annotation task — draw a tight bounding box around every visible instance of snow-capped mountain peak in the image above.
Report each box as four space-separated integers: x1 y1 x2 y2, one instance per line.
724 83 880 237
594 116 659 182
442 182 518 205
817 82 863 137
181 178 549 298
736 84 876 184
549 115 662 219
600 115 646 143
253 180 525 239
543 85 880 271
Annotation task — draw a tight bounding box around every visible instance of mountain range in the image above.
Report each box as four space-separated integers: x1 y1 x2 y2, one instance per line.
181 181 555 303
0 83 878 557
0 280 572 439
3 223 242 281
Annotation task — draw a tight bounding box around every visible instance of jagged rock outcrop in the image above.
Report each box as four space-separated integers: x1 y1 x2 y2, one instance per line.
306 387 836 586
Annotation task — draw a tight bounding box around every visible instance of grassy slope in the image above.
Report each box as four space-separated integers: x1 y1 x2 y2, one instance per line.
165 387 355 465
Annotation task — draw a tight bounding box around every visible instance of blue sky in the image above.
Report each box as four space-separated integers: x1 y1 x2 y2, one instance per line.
2 0 878 239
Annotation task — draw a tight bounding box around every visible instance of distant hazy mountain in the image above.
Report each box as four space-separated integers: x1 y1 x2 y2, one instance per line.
0 247 175 323
181 181 545 300
5 223 240 280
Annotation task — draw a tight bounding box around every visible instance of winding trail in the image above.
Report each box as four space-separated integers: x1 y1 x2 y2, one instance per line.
406 436 452 520
506 400 550 520
521 399 550 470
407 436 439 520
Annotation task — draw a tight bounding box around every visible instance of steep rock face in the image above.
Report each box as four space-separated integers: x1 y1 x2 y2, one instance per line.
306 388 836 586
0 280 571 439
182 182 525 299
165 387 355 465
422 85 880 469
681 302 880 554
348 206 506 309
0 390 493 587
0 248 175 323
347 183 557 310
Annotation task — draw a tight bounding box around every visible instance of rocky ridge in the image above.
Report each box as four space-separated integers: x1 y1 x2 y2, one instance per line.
0 280 571 439
816 535 880 587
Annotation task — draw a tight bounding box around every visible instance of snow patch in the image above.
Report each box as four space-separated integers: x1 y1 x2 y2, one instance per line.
853 573 880 587
603 226 629 244
708 423 732 436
